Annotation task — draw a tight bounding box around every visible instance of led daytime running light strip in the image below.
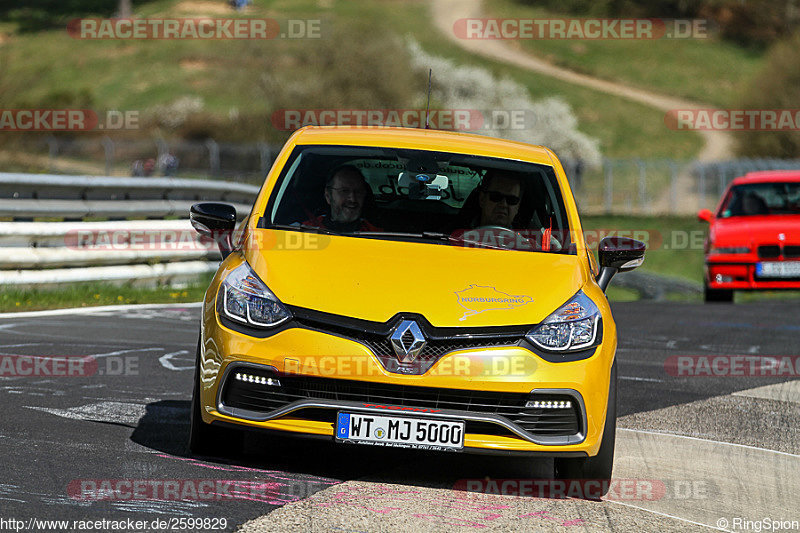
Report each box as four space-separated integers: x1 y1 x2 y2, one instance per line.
235 372 281 386
526 400 572 409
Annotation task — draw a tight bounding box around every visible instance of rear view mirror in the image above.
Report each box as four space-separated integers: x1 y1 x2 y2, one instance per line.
398 172 449 200
596 236 646 291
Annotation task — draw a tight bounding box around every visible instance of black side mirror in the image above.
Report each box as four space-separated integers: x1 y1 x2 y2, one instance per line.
190 202 237 259
596 236 646 292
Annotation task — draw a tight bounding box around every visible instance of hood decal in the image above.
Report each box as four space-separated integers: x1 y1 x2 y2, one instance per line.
455 284 533 321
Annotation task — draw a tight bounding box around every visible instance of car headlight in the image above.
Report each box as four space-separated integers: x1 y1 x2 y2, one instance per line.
221 262 291 328
710 245 750 255
526 290 600 352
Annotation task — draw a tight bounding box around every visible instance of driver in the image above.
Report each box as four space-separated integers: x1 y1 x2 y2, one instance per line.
477 170 522 228
473 170 560 250
303 165 381 232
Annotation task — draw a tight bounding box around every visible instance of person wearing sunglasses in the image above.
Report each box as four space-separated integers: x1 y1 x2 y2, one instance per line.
473 170 561 251
477 170 524 228
303 165 381 233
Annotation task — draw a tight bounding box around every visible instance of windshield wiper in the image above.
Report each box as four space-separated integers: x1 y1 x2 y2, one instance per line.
267 223 340 235
356 231 451 242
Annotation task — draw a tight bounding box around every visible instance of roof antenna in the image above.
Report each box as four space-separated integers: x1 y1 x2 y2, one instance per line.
425 68 432 129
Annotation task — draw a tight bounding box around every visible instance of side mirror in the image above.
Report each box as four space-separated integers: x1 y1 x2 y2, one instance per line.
190 202 236 259
596 236 646 292
697 209 713 223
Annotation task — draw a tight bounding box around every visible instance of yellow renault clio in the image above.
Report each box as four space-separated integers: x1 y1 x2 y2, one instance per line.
189 126 644 489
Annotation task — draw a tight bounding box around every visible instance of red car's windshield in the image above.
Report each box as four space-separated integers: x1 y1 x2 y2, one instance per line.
719 182 800 218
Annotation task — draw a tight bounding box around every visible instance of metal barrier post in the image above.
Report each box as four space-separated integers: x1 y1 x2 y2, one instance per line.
636 159 647 214
698 164 706 211
46 136 58 173
259 143 271 177
206 138 220 177
669 160 678 215
101 137 115 176
604 159 613 215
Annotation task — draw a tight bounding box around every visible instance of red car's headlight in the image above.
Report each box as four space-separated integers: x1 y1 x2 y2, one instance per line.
709 245 751 255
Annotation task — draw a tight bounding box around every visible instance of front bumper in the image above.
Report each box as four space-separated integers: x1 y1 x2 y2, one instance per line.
705 259 800 290
199 304 616 456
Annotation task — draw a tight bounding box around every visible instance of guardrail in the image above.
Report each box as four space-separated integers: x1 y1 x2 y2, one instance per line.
0 173 261 288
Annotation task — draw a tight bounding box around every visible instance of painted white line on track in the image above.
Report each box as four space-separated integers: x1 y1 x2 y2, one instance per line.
159 350 192 371
615 427 800 532
620 376 664 383
732 380 800 405
620 428 800 458
606 500 725 531
87 348 163 359
0 301 202 319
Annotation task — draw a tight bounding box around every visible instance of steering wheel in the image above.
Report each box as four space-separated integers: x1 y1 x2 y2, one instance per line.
474 225 532 249
474 226 562 251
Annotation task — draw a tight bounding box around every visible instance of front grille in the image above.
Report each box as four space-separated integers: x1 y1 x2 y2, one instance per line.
360 336 516 359
294 317 520 374
758 245 781 258
221 369 581 437
784 245 800 258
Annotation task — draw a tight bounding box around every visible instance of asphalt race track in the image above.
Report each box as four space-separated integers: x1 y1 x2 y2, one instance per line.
0 301 798 532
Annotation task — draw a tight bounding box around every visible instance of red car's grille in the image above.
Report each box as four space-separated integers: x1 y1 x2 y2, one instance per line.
758 245 781 258
757 244 800 259
784 245 800 258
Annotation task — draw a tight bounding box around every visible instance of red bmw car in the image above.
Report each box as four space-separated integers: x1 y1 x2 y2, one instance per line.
698 170 800 302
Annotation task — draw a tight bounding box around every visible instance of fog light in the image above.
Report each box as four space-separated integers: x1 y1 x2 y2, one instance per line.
526 399 571 409
234 372 281 386
715 274 733 283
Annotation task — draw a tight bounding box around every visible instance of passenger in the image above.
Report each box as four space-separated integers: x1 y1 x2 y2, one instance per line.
303 165 381 232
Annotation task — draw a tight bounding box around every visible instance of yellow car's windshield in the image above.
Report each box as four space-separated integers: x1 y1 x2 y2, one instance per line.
264 145 574 253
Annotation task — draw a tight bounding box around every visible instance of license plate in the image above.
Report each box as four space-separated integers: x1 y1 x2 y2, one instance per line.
335 412 464 451
756 261 800 278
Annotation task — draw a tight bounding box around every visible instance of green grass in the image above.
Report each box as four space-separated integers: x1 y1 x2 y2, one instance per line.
487 0 765 108
0 275 211 312
605 285 640 302
0 0 706 160
581 214 707 283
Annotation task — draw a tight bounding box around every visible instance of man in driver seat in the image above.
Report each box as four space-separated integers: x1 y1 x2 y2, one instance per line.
474 170 560 250
477 170 523 228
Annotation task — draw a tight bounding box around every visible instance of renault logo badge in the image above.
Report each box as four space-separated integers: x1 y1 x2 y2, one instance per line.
389 320 426 363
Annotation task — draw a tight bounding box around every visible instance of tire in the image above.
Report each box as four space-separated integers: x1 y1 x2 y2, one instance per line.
188 339 243 457
554 361 617 499
704 285 734 303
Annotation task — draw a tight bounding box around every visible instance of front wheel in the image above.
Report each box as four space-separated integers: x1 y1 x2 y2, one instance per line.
188 339 243 456
554 361 617 498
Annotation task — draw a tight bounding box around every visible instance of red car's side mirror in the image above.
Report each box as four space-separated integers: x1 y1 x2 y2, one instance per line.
697 209 713 223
